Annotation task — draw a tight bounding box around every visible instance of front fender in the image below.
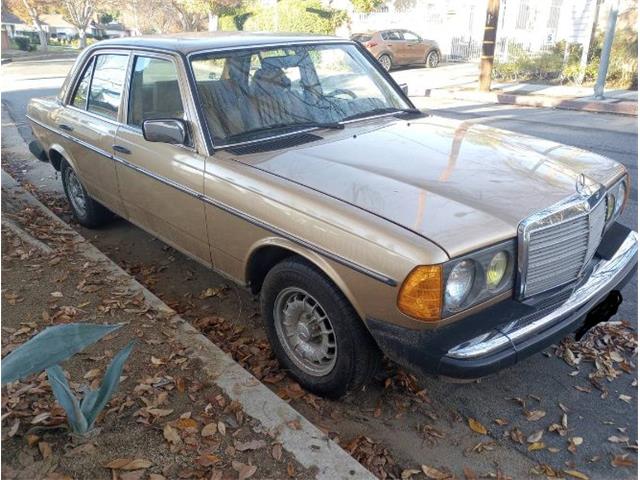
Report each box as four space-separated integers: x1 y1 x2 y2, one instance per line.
245 236 366 319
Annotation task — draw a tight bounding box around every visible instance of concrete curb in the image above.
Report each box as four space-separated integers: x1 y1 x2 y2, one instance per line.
418 88 638 116
1 52 78 64
0 162 374 478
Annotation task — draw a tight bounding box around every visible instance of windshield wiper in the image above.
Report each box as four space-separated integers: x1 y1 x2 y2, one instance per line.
341 107 422 122
226 121 343 143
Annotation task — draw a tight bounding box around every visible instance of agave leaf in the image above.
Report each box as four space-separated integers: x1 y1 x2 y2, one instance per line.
79 388 100 418
2 323 123 385
84 341 135 428
46 365 89 434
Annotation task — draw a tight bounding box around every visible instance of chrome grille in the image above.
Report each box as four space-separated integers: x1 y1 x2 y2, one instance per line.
520 196 606 298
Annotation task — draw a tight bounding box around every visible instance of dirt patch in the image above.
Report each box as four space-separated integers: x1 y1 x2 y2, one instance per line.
1 194 314 480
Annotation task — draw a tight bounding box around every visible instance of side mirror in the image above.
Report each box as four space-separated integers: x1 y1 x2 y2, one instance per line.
142 119 187 145
399 83 409 95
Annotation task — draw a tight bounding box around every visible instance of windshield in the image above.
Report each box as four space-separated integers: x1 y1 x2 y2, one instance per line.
190 43 410 145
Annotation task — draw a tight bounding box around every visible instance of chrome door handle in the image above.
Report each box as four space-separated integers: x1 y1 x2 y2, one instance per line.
58 124 73 132
113 145 131 155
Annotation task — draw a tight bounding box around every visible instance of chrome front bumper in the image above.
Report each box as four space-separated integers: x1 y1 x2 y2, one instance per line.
447 230 638 360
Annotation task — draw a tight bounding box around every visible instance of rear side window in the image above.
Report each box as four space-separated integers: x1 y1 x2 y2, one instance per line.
382 31 401 41
351 34 372 42
87 54 129 120
71 58 94 108
128 56 185 127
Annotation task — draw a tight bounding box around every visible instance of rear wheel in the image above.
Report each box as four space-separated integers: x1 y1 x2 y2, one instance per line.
61 161 112 228
261 258 381 398
378 54 392 72
425 50 440 68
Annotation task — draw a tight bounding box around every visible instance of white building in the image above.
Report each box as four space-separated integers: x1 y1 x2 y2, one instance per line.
346 0 636 61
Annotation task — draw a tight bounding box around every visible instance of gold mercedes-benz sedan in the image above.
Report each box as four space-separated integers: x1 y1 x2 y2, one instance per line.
27 32 637 398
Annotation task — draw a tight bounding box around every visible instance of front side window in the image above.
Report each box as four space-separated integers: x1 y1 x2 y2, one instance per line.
402 31 421 42
191 43 410 145
88 54 129 120
128 56 185 128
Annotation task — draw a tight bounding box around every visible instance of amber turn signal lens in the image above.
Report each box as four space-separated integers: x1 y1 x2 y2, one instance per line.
397 265 443 321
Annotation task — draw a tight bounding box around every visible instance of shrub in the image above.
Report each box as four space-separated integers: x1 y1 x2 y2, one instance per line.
225 0 347 35
13 36 32 52
1 323 134 436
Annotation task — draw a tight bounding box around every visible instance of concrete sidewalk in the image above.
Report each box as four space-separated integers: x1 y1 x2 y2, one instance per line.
395 62 638 116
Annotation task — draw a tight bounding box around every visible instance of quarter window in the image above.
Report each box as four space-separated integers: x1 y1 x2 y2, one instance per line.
128 56 185 127
87 54 129 120
71 58 94 108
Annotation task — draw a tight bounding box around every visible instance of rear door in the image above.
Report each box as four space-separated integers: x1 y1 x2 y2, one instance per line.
56 51 129 215
113 51 211 265
381 30 405 64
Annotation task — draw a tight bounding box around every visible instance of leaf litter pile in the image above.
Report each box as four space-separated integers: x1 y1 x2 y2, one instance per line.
1 150 638 480
1 192 313 480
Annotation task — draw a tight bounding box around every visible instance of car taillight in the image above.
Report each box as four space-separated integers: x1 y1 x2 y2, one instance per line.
364 41 378 48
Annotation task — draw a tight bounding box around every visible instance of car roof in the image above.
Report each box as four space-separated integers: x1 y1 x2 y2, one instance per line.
92 31 348 55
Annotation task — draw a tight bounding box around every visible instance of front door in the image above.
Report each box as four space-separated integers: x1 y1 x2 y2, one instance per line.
113 52 211 265
56 52 129 215
400 31 426 64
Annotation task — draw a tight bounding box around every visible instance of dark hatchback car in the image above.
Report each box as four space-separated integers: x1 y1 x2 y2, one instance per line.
351 29 440 71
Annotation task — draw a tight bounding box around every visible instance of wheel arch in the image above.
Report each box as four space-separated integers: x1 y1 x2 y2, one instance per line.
244 237 365 319
48 144 76 172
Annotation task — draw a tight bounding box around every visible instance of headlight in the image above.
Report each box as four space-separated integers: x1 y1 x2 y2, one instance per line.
445 260 475 309
606 177 628 225
486 251 509 291
397 240 516 321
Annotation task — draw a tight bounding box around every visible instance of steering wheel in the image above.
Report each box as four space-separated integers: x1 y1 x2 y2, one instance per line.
327 88 357 99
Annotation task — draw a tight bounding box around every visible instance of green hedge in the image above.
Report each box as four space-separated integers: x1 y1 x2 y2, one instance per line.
219 0 347 35
493 28 638 89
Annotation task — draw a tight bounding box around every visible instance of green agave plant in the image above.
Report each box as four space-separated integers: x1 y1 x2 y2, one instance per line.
1 323 135 435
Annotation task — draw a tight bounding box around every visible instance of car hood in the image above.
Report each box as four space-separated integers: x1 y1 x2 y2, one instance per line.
233 116 624 257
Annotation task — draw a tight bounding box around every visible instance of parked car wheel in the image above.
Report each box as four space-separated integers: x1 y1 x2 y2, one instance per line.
425 50 440 68
61 161 112 228
378 54 392 72
261 258 381 398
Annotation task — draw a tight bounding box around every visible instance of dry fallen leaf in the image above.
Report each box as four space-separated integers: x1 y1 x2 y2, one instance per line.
201 423 217 438
217 421 226 436
525 410 546 421
421 465 450 480
38 441 52 459
163 424 181 445
527 430 544 443
528 442 545 451
232 461 257 480
401 469 421 479
618 394 632 404
234 439 266 451
564 469 590 480
467 417 487 435
611 454 636 468
463 466 478 480
271 443 283 461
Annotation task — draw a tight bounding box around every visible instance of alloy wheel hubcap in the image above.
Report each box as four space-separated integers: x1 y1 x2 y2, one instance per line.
67 169 87 217
274 287 337 376
380 56 391 71
427 52 438 67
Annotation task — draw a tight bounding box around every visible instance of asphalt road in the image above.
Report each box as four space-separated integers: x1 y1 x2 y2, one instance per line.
2 58 638 479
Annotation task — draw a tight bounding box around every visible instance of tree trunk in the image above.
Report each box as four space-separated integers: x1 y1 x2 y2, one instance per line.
37 29 48 52
79 29 87 49
208 12 218 32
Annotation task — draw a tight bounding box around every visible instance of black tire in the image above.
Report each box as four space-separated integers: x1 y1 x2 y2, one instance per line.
378 54 392 72
261 258 381 398
425 50 440 68
60 161 112 228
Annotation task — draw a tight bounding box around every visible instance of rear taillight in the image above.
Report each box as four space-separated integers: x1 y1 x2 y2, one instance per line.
364 41 378 48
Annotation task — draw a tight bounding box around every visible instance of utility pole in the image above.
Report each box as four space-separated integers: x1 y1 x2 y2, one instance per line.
594 0 619 98
479 0 500 92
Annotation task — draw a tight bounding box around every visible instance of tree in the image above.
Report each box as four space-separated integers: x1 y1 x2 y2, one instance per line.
7 0 51 52
349 0 384 13
61 0 94 48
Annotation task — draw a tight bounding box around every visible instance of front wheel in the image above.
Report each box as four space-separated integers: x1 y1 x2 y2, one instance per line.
425 50 440 68
61 161 112 228
378 54 392 72
261 258 381 398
